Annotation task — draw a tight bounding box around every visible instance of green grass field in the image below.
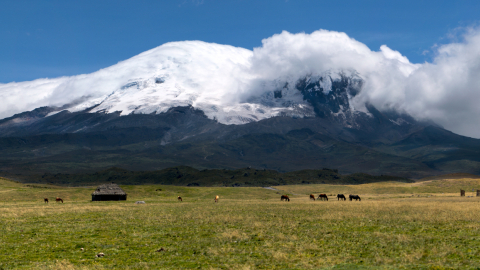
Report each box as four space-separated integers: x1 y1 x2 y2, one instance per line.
2 176 480 269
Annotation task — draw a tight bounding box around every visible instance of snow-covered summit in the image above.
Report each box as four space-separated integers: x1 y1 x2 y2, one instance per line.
1 40 366 125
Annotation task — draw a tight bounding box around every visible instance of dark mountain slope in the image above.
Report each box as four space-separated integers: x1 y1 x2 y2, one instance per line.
0 122 437 178
15 166 412 187
375 126 480 174
0 74 479 180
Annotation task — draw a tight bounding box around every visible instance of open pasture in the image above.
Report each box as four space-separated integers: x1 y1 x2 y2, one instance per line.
2 177 480 269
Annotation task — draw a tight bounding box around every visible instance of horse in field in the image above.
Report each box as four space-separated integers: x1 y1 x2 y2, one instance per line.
318 194 328 201
281 195 290 201
337 194 346 201
349 195 361 201
55 197 63 203
214 195 219 203
309 194 315 201
177 196 183 202
44 198 48 204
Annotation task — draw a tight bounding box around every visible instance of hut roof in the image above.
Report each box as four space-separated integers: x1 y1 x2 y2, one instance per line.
92 183 126 195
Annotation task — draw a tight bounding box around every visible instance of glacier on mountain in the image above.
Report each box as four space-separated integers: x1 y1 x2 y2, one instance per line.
1 39 367 125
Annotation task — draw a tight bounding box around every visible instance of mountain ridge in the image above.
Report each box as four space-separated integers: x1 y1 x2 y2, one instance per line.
0 102 474 179
0 42 479 180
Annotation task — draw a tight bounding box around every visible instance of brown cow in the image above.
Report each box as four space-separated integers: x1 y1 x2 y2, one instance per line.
44 198 48 204
56 197 63 203
177 196 183 202
214 195 219 203
309 194 315 201
318 194 328 201
281 195 290 201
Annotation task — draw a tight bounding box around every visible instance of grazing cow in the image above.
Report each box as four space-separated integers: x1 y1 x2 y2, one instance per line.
214 195 219 203
177 196 183 202
349 194 361 201
281 195 290 201
318 194 328 201
337 194 346 201
56 197 63 203
44 198 48 204
309 194 315 201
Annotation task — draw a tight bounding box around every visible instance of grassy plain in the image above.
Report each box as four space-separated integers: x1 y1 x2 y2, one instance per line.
2 176 480 269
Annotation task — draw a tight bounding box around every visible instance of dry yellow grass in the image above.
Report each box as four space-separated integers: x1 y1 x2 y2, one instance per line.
2 176 480 269
273 176 480 197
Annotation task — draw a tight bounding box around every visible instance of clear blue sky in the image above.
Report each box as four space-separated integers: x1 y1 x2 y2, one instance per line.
1 0 479 83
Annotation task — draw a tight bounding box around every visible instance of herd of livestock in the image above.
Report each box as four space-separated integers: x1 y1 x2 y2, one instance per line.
44 194 362 204
281 194 361 202
206 194 361 203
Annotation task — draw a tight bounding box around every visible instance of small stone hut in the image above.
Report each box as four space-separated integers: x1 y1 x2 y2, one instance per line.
92 183 127 201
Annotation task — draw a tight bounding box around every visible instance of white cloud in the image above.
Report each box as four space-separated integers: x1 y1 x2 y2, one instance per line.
400 28 480 137
249 29 480 138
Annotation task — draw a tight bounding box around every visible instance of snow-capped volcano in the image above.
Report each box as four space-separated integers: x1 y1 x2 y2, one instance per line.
0 29 426 127
3 28 480 138
3 29 480 179
1 40 367 125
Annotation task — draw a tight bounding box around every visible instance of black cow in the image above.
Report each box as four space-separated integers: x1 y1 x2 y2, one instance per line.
337 194 346 201
349 194 361 201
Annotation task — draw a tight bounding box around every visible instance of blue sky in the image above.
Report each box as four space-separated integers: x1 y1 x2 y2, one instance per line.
1 0 479 83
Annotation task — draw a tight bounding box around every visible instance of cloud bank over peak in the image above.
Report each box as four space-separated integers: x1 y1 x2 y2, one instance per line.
1 28 480 138
248 29 480 138
365 28 480 137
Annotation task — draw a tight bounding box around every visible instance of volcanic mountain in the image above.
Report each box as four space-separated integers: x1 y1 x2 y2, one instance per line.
1 41 480 179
